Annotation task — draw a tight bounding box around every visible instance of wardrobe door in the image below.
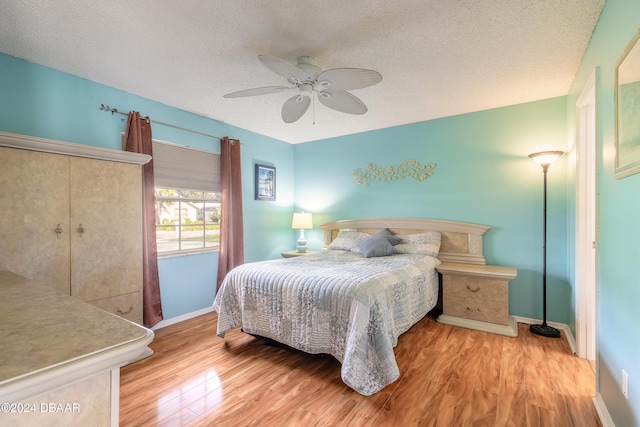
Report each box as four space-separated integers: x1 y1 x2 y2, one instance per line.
0 147 71 294
69 157 143 313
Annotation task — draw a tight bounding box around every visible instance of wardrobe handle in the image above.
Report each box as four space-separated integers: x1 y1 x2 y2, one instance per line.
54 224 63 238
77 224 85 236
466 285 480 292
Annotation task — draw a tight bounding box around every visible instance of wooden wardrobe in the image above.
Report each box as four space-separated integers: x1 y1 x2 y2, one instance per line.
0 132 150 324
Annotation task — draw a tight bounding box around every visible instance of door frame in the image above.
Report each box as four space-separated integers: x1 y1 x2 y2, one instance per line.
575 69 597 363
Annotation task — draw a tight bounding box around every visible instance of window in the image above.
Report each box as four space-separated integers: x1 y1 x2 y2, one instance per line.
151 139 221 256
155 188 221 254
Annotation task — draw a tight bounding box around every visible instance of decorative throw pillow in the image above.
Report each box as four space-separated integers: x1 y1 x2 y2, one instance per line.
394 231 442 256
374 228 402 245
327 230 372 251
358 234 398 258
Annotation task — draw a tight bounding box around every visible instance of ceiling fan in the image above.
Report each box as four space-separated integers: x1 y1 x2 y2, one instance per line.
223 55 382 123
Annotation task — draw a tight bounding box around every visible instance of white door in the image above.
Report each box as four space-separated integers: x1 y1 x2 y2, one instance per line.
575 70 597 364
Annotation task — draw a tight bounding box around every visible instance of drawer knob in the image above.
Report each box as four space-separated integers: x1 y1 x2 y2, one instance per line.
467 285 480 292
466 307 481 313
117 306 133 315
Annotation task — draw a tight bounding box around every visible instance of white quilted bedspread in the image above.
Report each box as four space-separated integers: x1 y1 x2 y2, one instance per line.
212 250 439 395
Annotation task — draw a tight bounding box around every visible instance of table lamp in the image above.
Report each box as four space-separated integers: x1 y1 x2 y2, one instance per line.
292 212 313 253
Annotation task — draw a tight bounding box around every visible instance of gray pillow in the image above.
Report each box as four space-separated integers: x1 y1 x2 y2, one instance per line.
375 228 402 245
358 235 398 258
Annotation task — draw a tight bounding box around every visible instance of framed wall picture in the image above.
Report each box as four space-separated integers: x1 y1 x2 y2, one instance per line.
615 26 640 179
255 164 276 200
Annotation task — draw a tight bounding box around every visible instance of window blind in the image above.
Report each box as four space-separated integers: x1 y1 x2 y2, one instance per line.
151 140 221 192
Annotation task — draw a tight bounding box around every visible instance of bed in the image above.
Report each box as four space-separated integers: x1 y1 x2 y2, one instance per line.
212 218 489 395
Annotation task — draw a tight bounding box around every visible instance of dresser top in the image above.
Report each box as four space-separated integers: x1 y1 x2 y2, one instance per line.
0 271 151 383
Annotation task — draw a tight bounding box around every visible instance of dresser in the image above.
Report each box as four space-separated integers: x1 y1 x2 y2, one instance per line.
0 271 153 427
436 262 518 337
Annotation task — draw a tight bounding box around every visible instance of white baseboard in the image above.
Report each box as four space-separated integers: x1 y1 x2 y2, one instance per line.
438 314 518 337
151 306 215 330
593 393 615 427
512 315 576 354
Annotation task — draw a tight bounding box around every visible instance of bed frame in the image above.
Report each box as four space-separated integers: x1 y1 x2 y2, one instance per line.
320 217 490 265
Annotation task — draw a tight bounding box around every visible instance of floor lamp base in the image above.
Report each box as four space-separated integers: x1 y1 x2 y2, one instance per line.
530 323 561 338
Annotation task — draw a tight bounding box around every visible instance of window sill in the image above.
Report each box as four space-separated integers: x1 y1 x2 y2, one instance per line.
157 248 219 259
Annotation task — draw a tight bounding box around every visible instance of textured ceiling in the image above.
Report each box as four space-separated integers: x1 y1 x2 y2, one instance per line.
0 0 604 144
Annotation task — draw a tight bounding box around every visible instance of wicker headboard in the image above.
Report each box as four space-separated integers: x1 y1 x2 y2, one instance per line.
320 218 490 265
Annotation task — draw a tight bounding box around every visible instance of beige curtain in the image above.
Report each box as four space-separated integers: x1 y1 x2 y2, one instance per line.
217 137 244 289
124 111 163 328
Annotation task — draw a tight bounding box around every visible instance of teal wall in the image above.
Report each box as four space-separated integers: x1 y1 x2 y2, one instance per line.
0 52 295 320
566 0 640 425
293 98 570 324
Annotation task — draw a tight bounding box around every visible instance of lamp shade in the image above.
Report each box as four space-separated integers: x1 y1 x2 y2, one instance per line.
292 212 313 229
528 151 564 166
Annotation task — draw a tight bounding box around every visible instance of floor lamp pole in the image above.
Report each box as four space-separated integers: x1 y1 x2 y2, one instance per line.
530 155 561 338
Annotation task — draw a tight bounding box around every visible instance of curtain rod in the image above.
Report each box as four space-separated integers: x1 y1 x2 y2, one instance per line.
99 104 223 141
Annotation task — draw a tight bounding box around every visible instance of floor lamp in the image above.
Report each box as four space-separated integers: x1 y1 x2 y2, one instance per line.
529 150 564 338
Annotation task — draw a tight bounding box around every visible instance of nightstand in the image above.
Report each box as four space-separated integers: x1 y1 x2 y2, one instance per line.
281 250 318 258
436 263 518 337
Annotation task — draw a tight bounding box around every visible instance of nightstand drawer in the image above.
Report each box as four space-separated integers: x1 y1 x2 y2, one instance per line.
443 275 508 303
443 296 509 325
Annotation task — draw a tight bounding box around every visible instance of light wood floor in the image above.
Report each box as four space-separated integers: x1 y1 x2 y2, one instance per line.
120 312 601 427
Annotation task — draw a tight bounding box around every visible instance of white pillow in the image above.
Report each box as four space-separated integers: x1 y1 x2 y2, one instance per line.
394 231 442 256
327 230 372 251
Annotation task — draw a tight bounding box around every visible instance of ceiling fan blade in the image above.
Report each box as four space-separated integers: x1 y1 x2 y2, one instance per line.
317 68 382 90
317 89 368 115
258 55 308 82
281 94 311 123
223 86 291 98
